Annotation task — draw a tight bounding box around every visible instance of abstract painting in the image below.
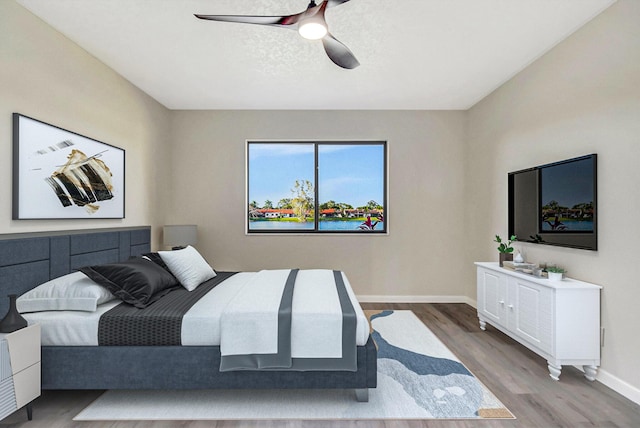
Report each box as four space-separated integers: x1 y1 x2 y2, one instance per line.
12 113 125 219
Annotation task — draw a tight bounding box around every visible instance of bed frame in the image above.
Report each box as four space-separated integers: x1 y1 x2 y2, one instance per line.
0 227 376 401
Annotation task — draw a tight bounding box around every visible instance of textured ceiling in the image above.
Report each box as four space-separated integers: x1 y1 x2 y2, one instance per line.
17 0 615 110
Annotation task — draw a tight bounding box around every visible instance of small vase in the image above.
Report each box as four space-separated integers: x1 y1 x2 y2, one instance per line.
0 294 28 333
548 272 563 281
514 251 524 263
499 253 513 267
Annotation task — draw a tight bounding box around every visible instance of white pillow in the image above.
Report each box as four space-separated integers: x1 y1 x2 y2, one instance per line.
158 246 216 291
17 271 116 313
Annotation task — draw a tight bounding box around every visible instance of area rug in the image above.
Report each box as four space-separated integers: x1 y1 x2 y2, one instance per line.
74 310 514 420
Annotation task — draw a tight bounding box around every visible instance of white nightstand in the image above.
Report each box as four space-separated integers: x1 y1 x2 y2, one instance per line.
0 324 41 421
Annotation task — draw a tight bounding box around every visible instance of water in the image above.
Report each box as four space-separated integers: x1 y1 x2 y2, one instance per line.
320 220 385 231
249 220 385 231
249 221 313 230
540 219 593 231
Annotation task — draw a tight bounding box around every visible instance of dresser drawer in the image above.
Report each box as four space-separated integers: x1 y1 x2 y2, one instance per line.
14 362 40 409
5 325 41 374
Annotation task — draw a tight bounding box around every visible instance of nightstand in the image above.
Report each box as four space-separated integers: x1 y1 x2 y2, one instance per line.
0 324 41 421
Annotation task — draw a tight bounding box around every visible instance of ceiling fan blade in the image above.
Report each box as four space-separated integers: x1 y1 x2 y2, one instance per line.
321 33 360 69
326 0 352 8
194 13 303 28
197 2 360 69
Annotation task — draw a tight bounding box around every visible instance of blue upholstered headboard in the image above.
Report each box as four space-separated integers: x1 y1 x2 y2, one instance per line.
0 226 151 316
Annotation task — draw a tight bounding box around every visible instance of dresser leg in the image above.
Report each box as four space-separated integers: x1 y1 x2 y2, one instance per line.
583 365 598 381
547 361 562 381
26 403 33 420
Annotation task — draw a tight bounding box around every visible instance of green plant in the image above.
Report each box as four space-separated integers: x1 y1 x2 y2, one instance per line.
494 235 517 254
546 266 566 274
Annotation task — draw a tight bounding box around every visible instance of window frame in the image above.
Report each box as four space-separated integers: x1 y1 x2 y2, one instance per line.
246 140 388 235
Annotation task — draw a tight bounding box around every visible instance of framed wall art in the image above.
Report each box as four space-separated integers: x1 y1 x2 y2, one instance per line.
12 113 125 219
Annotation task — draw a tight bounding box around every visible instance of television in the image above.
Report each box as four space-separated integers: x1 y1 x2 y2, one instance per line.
508 154 597 250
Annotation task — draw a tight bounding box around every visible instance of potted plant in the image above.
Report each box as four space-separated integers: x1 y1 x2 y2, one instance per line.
495 235 517 267
546 266 566 281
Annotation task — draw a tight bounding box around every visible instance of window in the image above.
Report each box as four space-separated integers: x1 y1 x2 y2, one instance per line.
247 141 387 233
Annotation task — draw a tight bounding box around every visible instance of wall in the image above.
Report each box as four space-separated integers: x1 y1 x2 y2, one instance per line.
466 0 640 401
0 1 171 246
168 110 468 300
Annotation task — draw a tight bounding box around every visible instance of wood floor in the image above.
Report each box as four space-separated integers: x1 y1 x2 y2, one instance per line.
2 303 639 427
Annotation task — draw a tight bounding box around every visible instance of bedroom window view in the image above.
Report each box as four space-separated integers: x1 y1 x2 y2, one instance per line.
247 141 387 233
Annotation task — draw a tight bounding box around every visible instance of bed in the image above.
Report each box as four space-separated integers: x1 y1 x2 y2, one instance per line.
0 227 376 402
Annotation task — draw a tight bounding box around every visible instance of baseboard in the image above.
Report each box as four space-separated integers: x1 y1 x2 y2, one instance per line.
593 368 640 406
357 295 476 306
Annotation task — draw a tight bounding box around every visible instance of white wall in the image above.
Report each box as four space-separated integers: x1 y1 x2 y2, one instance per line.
168 110 468 300
0 1 171 246
466 0 640 401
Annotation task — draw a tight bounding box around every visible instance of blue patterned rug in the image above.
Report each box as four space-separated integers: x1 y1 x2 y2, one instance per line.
75 310 513 420
369 310 513 418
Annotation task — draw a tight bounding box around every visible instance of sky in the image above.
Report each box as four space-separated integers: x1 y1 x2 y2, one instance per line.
540 157 594 208
248 142 385 209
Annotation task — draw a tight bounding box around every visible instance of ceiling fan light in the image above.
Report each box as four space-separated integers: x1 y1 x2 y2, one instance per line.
299 21 327 40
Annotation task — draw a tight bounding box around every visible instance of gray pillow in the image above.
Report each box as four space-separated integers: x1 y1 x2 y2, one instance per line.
80 258 179 309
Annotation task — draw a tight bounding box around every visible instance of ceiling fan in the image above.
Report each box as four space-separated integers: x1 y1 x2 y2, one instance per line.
195 0 359 69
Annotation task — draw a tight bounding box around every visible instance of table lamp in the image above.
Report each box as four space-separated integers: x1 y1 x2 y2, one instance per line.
163 225 197 250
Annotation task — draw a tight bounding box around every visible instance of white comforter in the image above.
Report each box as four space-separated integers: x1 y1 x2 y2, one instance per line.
221 269 358 360
24 271 369 348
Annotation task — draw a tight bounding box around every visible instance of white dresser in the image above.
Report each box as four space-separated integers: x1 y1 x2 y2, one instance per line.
475 262 601 381
0 324 41 421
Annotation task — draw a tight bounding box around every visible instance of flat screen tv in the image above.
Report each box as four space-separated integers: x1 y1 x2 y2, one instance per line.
508 154 597 250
